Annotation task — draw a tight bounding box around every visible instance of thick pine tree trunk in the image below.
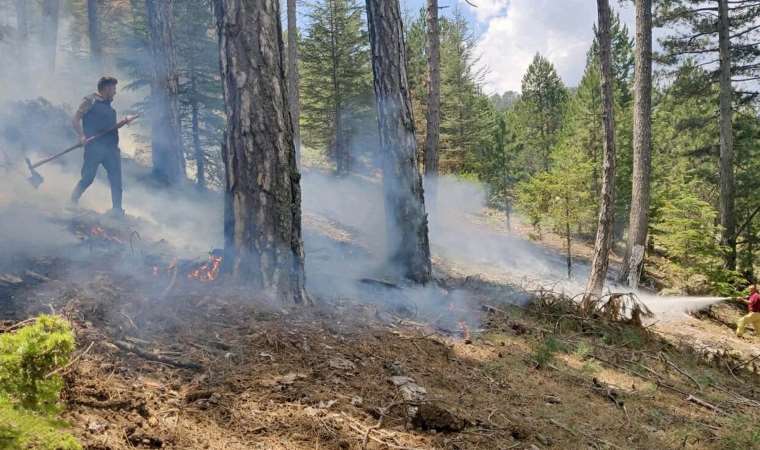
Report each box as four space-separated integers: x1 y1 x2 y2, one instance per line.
287 0 301 165
42 0 60 74
718 0 736 270
214 0 306 303
585 0 617 298
424 0 441 183
87 0 102 70
146 0 185 186
365 0 432 284
621 0 652 289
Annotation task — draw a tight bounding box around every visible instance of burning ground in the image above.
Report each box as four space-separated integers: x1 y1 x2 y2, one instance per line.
3 175 760 449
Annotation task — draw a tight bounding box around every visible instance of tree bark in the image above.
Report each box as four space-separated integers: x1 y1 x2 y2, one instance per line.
42 0 60 74
328 0 348 175
585 0 617 298
287 0 301 166
213 0 306 303
424 0 441 187
718 0 736 270
190 70 205 190
365 0 432 284
146 0 186 186
621 0 652 289
565 195 572 279
87 0 103 70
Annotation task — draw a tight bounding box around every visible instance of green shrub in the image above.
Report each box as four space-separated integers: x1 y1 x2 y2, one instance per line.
0 396 81 450
0 315 80 449
532 336 567 368
0 315 75 411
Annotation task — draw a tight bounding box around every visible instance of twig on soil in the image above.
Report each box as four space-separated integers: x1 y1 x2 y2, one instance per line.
113 340 202 370
660 352 702 391
549 418 577 436
363 401 406 449
340 411 419 450
75 398 134 410
45 341 94 379
2 318 36 333
591 354 726 415
687 395 725 414
549 418 622 449
119 311 137 330
730 352 760 372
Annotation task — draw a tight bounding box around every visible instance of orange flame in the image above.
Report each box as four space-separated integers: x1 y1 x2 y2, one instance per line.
188 255 223 282
87 225 124 243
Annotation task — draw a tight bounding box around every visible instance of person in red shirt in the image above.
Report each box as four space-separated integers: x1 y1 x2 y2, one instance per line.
736 285 760 337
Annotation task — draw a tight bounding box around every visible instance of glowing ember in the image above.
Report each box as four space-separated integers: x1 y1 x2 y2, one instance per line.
83 224 124 243
188 254 223 282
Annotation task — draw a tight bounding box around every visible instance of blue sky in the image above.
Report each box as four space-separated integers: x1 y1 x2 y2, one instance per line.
295 0 638 94
399 0 637 94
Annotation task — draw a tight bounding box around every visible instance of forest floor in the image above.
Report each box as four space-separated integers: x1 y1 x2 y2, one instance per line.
3 203 760 449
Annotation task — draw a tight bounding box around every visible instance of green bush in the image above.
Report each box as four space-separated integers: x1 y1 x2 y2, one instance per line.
532 336 567 368
0 396 81 450
0 315 80 449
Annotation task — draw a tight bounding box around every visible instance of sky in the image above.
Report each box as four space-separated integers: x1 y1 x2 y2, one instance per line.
400 0 637 94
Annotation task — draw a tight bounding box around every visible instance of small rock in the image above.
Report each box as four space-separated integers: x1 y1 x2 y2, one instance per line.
318 399 337 409
411 403 467 432
390 376 415 386
384 360 404 376
277 372 307 385
328 357 357 371
543 395 561 404
389 376 427 403
351 396 363 406
87 420 107 433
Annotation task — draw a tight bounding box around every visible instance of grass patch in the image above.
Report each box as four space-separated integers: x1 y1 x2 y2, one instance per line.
532 336 568 368
719 415 760 449
0 315 80 449
0 396 80 450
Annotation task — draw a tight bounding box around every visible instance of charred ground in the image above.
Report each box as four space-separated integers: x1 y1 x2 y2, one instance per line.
2 208 760 449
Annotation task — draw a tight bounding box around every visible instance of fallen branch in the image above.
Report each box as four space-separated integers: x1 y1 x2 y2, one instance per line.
45 341 94 379
113 340 202 370
339 411 419 450
660 353 703 391
74 398 134 410
1 318 36 333
687 395 725 414
548 418 577 437
730 352 760 372
591 354 725 415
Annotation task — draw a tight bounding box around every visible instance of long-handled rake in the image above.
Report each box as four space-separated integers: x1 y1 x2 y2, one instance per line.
25 114 139 189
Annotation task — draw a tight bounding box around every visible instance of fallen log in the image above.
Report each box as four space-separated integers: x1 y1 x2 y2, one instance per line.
113 340 202 370
0 273 23 286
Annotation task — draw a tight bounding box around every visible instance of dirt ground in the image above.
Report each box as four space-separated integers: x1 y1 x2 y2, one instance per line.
3 209 760 449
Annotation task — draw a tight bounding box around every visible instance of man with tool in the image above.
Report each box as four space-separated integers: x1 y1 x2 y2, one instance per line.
70 76 125 216
736 285 760 338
